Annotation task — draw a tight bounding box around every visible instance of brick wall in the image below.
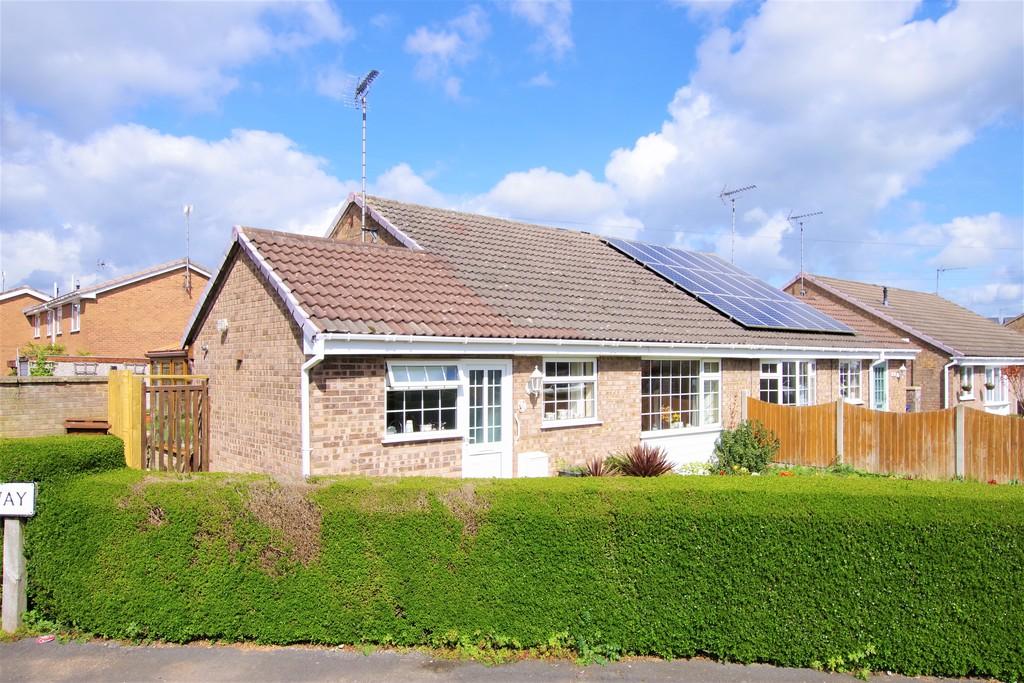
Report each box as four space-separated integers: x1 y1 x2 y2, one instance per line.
308 357 462 477
1 293 47 367
329 203 406 248
0 377 107 438
1007 316 1024 334
512 356 641 474
17 269 209 361
191 252 305 479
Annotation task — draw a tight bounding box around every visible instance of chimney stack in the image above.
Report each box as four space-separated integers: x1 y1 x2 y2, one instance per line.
882 286 889 307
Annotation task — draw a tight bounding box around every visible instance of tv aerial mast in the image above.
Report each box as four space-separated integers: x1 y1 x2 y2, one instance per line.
787 210 823 296
719 184 756 263
935 266 967 294
344 69 381 242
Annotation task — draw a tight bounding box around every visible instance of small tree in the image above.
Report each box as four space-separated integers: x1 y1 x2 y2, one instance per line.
1004 366 1024 415
20 342 65 377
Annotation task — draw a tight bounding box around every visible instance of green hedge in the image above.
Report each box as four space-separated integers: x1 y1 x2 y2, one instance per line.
25 472 1024 679
0 435 124 483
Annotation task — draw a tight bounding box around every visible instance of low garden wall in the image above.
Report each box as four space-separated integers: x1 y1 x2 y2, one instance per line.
0 376 108 438
24 473 1024 680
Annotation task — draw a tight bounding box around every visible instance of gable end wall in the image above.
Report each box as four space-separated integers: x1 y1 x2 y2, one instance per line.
191 251 305 478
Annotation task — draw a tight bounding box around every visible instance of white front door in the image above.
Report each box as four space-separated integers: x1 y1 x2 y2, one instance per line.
462 361 513 478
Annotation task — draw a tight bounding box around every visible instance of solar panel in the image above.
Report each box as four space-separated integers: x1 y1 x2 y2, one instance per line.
604 237 854 334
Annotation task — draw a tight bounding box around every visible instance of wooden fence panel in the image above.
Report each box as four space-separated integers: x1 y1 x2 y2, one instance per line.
106 370 143 469
143 383 208 472
747 398 836 466
843 404 955 479
964 408 1024 484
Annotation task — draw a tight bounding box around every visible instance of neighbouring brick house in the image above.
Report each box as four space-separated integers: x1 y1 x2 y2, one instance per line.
13 260 211 372
183 195 916 479
1 286 50 371
1007 313 1024 335
784 274 1024 415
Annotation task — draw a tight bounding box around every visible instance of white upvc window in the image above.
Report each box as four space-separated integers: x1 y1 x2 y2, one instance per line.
46 310 53 336
54 305 62 335
984 366 1006 404
33 314 40 339
385 362 461 439
838 360 862 402
71 302 81 332
641 359 721 432
760 360 816 406
542 358 598 426
959 366 974 398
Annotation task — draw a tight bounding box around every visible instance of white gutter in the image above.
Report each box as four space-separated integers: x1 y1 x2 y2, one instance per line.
942 359 957 409
318 331 918 360
300 348 325 479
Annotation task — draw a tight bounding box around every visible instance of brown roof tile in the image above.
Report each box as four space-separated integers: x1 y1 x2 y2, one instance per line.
358 196 912 350
808 274 1024 358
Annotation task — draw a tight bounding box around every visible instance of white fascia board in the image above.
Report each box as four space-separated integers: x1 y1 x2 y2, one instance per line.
951 357 1024 366
1 287 50 303
319 333 918 361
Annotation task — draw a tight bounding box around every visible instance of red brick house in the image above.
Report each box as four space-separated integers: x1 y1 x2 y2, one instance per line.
1006 313 1024 335
784 274 1024 415
14 260 211 370
1 286 50 370
183 195 916 479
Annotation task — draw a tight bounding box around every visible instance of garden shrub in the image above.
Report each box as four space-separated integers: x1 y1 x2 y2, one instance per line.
712 419 780 473
0 435 124 483
608 443 673 476
24 472 1024 681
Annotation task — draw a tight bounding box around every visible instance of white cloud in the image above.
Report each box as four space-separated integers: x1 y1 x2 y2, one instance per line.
314 65 356 101
373 163 448 207
467 167 642 238
525 71 555 88
508 0 573 58
0 110 355 287
404 5 490 98
369 13 397 31
923 213 1024 269
0 1 351 126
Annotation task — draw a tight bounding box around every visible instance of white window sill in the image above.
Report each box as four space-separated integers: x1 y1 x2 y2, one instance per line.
984 400 1008 408
958 393 974 401
641 424 722 439
842 398 864 405
382 430 463 445
541 417 602 430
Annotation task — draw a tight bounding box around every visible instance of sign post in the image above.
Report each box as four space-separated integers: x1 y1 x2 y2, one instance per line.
2 482 36 633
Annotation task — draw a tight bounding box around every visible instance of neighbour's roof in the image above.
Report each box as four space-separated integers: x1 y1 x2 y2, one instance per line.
195 196 909 351
0 286 49 303
802 274 1024 358
23 258 212 314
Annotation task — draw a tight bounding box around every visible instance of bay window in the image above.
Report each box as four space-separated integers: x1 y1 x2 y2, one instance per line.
385 362 460 438
542 358 597 425
641 359 721 432
760 360 816 405
839 360 862 402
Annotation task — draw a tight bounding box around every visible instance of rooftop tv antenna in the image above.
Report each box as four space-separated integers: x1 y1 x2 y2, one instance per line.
935 266 967 294
788 210 823 295
345 69 381 242
183 204 194 295
719 184 756 263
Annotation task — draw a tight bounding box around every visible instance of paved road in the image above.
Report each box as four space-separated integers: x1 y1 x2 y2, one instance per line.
0 639 965 683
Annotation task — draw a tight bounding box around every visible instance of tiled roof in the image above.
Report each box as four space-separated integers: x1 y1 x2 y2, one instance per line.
23 258 212 314
288 195 911 350
807 274 1024 358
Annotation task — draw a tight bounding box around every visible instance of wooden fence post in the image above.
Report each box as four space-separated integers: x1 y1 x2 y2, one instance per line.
835 399 844 465
740 390 749 422
954 404 965 478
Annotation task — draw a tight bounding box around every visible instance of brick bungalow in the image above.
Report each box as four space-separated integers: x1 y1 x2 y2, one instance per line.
784 274 1024 415
182 195 916 479
15 259 211 371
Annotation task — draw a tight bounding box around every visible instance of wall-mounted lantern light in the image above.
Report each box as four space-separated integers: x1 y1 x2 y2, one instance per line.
527 366 543 397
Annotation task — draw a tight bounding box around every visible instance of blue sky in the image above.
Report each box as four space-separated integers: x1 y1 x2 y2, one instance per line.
1 0 1022 317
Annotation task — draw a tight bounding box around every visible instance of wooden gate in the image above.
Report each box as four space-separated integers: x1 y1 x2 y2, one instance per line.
142 376 209 472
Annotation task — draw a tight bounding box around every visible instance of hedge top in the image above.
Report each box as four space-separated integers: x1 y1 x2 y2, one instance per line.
0 435 124 483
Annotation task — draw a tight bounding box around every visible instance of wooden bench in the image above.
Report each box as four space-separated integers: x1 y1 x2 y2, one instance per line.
64 419 111 435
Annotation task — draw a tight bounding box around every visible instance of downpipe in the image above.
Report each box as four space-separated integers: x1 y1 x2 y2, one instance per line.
300 351 325 479
942 359 957 409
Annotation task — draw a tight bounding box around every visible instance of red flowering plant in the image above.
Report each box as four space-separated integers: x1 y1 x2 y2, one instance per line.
1003 366 1024 414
